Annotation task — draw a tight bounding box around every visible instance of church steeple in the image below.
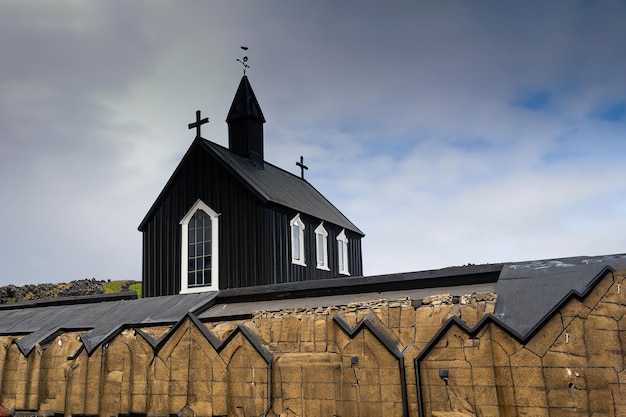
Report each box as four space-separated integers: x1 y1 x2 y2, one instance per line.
226 75 266 167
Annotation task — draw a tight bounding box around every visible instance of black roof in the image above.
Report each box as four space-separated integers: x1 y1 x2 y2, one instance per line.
0 292 216 356
202 140 364 234
3 253 624 355
493 253 626 340
139 137 364 235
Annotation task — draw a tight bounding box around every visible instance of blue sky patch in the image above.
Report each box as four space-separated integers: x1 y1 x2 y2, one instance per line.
448 138 493 152
592 101 626 122
512 90 550 110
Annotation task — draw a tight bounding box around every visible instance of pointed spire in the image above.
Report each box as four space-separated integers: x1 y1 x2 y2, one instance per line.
226 76 266 167
226 76 265 123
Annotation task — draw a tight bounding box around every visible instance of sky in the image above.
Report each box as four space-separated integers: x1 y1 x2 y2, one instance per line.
2 1 626 287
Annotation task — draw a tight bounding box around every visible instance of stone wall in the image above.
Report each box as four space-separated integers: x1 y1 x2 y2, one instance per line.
0 269 625 416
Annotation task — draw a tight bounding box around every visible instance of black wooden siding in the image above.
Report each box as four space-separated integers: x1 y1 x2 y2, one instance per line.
142 142 363 297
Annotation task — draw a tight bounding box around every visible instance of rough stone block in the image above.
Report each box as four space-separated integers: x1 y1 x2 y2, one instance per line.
495 384 516 406
584 367 618 389
358 400 383 416
303 382 335 400
593 300 625 321
510 348 541 367
278 341 300 353
471 366 495 387
543 366 584 389
525 314 563 357
280 381 301 400
381 383 403 402
546 387 587 408
514 386 548 407
517 406 550 417
475 404 501 417
280 316 301 342
470 385 498 407
211 395 228 416
542 350 588 369
337 399 358 416
511 366 545 388
207 381 225 399
302 363 334 383
278 364 302 383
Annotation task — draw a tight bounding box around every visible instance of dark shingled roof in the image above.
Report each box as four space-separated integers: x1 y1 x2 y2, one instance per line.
138 138 363 235
0 292 217 356
202 140 364 235
493 253 626 341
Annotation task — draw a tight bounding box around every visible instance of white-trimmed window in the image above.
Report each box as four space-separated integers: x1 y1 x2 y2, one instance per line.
180 199 219 293
290 214 306 266
337 229 350 275
315 222 329 270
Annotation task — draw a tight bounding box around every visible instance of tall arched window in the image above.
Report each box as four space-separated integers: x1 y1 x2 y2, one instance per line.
337 229 350 275
180 200 219 293
315 222 329 270
290 214 306 266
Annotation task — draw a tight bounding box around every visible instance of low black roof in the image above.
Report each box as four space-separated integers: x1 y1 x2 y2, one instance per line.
204 140 363 234
139 137 364 235
2 253 624 355
493 253 626 340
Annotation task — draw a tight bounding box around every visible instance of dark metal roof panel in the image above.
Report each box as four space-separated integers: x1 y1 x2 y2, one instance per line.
203 140 364 235
494 253 626 340
0 292 218 355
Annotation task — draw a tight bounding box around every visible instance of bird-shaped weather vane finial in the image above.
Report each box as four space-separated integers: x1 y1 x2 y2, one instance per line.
237 46 250 75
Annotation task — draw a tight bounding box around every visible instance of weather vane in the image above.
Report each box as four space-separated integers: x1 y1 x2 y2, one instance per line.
236 46 250 75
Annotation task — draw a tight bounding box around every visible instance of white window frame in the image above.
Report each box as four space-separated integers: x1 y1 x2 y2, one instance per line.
290 214 306 266
180 199 220 293
314 222 329 270
337 229 350 275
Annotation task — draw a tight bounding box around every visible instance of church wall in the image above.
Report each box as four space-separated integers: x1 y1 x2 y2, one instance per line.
1 269 625 417
142 141 276 296
142 141 364 296
268 209 364 285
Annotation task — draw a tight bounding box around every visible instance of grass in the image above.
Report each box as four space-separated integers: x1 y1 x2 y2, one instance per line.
129 283 142 299
102 281 123 294
102 281 143 299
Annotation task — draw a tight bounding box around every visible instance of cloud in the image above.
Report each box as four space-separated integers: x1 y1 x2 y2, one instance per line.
1 1 626 285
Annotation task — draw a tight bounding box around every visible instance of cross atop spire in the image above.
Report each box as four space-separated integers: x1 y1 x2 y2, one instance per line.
188 110 209 138
296 155 308 179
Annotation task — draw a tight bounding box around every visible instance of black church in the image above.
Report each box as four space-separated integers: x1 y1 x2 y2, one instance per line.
139 76 364 297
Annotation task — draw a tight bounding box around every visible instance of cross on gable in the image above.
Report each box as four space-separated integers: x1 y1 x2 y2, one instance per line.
296 155 308 179
188 110 209 138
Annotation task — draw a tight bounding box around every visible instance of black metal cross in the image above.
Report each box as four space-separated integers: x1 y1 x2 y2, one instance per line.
188 110 209 138
296 155 308 179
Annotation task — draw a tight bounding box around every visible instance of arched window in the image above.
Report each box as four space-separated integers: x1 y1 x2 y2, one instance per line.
290 214 306 266
337 229 350 275
180 200 219 293
315 222 329 270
